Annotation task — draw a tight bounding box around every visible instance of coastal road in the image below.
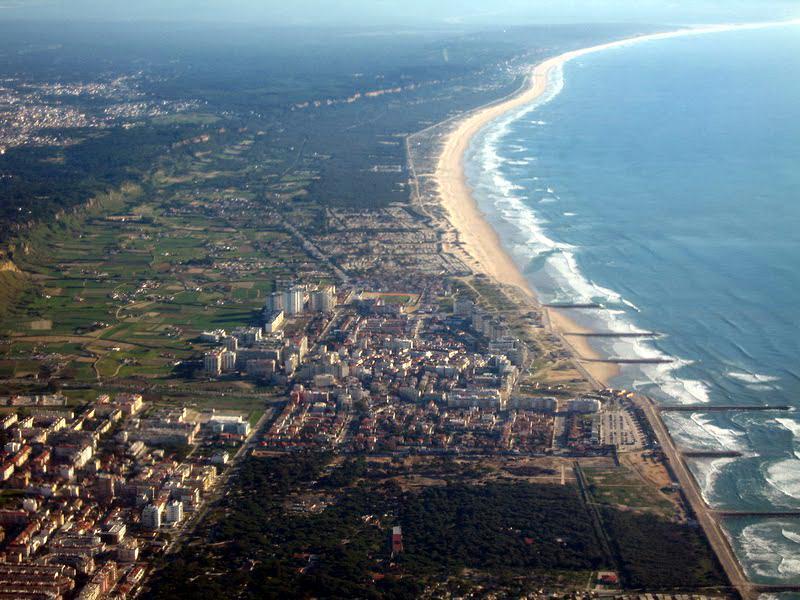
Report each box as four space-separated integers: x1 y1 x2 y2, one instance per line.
549 306 756 599
636 394 757 600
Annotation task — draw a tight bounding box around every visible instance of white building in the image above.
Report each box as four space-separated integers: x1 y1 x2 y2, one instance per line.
567 398 601 413
204 351 222 376
265 291 284 312
221 350 237 373
117 540 139 562
447 389 504 409
510 396 557 411
391 338 414 352
233 327 262 346
142 504 163 530
283 285 305 315
284 353 298 375
208 415 250 436
200 329 226 343
286 336 308 361
246 359 276 377
264 310 285 333
165 500 184 525
311 286 335 313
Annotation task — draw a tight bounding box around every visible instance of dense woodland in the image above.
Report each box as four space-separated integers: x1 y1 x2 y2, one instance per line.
0 124 197 240
146 454 726 599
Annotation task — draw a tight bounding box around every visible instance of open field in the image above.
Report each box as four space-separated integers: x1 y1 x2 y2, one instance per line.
0 125 327 390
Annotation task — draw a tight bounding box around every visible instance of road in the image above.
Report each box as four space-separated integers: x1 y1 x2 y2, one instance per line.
548 306 756 599
164 409 271 555
636 394 757 600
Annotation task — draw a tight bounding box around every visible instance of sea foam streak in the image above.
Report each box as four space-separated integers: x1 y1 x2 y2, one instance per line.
688 456 736 506
775 418 800 458
764 458 800 503
664 412 748 451
728 371 780 384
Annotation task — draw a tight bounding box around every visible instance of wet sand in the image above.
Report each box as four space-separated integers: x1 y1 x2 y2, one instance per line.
432 21 798 387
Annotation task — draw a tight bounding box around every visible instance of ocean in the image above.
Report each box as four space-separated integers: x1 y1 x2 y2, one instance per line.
464 24 800 586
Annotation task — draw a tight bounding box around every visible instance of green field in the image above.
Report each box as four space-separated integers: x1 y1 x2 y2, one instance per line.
0 124 327 396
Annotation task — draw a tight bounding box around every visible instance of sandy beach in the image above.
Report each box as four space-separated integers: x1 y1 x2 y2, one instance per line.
433 44 618 384
432 20 799 387
431 21 800 599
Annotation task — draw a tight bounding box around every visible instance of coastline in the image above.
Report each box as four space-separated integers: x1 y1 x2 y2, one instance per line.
431 19 800 600
433 38 617 383
432 18 800 389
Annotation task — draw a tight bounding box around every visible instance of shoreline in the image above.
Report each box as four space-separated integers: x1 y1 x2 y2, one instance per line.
430 19 800 600
433 18 800 390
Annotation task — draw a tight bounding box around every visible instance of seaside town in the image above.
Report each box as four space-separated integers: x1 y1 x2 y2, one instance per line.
0 265 666 598
0 75 200 156
0 102 742 597
0 388 250 598
0 76 755 598
202 283 648 457
3 8 797 599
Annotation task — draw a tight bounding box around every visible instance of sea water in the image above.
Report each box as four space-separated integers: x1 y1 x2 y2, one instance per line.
464 24 800 585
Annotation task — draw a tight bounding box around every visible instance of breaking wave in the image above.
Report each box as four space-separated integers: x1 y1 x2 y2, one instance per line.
469 57 720 408
764 458 800 503
738 521 800 580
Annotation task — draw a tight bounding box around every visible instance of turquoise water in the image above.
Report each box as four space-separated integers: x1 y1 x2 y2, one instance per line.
465 24 800 585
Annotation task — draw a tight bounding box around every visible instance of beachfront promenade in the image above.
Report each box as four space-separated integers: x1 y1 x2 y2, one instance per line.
549 309 770 600
637 394 800 600
636 394 750 598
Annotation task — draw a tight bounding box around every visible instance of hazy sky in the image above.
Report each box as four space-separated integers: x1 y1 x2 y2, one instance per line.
1 0 798 26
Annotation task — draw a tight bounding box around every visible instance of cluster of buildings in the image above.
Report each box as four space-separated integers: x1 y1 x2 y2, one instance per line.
0 74 200 155
201 325 308 380
0 393 67 408
312 207 469 287
201 284 336 378
245 287 619 456
0 391 251 598
108 279 164 305
264 284 336 316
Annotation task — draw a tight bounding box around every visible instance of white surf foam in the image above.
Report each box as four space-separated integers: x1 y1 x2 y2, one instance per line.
688 456 736 505
622 298 641 312
664 412 747 451
764 458 800 502
728 371 780 384
768 418 800 459
691 413 749 451
784 529 800 545
728 371 782 392
469 18 800 416
739 521 800 579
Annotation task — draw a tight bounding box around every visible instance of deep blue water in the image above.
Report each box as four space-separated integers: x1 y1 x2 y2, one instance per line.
465 24 800 584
